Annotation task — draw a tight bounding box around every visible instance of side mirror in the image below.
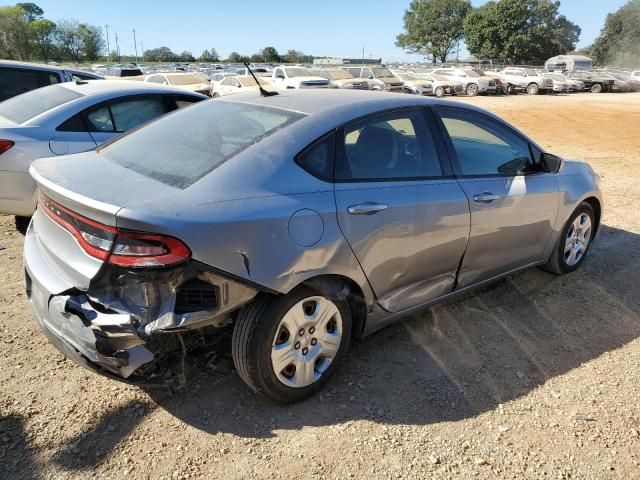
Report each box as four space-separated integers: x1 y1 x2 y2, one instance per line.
541 152 563 173
368 75 374 79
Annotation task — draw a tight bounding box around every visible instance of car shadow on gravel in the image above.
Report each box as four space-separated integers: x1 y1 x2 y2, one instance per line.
48 224 640 463
0 415 40 480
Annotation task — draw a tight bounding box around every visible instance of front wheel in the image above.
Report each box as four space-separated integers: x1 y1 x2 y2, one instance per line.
435 86 445 98
527 83 539 95
591 83 602 93
232 286 352 403
542 202 595 275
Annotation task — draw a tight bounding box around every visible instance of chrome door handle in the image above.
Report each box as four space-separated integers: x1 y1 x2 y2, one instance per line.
347 202 389 215
473 192 501 203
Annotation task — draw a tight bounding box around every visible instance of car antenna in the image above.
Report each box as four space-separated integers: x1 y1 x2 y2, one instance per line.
244 61 278 97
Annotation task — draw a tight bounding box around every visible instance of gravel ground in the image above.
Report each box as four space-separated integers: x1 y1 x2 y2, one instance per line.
1 92 639 480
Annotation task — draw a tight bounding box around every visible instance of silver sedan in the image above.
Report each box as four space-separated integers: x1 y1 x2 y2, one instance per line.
24 90 602 403
0 80 207 217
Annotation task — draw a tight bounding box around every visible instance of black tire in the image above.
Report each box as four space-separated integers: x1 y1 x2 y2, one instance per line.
591 83 602 93
542 202 595 275
14 216 30 235
212 92 220 98
435 86 445 98
232 286 352 403
527 83 539 95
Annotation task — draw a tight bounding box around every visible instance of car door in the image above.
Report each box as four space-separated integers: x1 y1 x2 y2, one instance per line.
83 95 170 144
334 107 470 313
433 106 559 288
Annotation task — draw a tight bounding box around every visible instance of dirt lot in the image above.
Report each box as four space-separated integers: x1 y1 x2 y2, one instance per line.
1 92 639 480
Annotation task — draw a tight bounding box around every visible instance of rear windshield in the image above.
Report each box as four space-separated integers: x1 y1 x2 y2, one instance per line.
100 100 305 188
168 74 205 85
0 84 83 124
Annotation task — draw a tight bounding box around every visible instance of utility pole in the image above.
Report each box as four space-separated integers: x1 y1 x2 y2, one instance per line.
115 33 120 62
140 42 144 63
133 29 138 63
104 25 110 62
362 46 365 66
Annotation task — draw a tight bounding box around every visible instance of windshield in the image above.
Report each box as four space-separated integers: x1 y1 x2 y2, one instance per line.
0 84 83 124
168 74 206 85
100 101 305 188
463 69 481 77
284 68 312 78
238 76 266 87
524 69 538 76
371 68 394 78
395 73 415 81
326 69 352 80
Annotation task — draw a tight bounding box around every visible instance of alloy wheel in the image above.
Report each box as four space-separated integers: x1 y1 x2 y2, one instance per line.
564 213 592 266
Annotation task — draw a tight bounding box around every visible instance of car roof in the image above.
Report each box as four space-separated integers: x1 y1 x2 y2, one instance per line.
0 60 71 72
58 79 206 96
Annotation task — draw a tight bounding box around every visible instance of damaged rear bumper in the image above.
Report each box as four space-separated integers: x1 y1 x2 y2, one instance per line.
24 221 259 381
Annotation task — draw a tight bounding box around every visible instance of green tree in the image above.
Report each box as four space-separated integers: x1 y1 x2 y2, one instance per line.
588 0 640 67
56 19 82 62
283 49 303 64
396 0 472 64
16 2 42 21
178 50 195 62
30 18 56 61
0 5 32 60
144 46 176 62
199 48 220 62
227 51 245 63
210 47 219 62
78 23 104 61
260 46 280 63
464 0 581 64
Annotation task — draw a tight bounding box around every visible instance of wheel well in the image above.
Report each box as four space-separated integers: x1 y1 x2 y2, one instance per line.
583 197 601 234
301 275 367 341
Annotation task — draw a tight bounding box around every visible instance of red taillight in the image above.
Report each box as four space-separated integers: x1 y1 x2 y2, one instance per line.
0 139 14 155
38 195 191 268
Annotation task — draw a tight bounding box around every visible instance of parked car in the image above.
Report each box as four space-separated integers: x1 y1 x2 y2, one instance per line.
0 60 103 101
500 67 554 95
605 72 640 92
210 71 238 84
345 67 404 92
544 73 585 92
411 72 463 97
0 80 207 217
270 66 329 89
211 75 274 97
145 72 212 96
104 66 144 78
390 71 434 95
595 72 632 93
632 70 640 78
471 70 507 94
431 68 497 96
541 73 571 93
24 90 602 403
313 69 370 90
567 71 614 93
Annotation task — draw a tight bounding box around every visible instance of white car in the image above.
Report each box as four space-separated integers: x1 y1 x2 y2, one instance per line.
390 71 434 96
210 72 238 84
431 68 497 96
270 66 329 89
145 72 212 96
211 75 276 97
0 80 206 217
500 68 554 95
543 73 584 93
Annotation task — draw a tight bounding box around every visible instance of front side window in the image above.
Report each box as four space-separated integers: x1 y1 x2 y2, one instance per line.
100 101 305 188
336 109 442 181
437 109 535 176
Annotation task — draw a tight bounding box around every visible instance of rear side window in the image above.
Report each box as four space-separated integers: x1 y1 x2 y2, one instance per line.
295 132 335 181
100 101 305 188
336 109 442 181
0 84 82 124
85 96 167 133
0 67 60 102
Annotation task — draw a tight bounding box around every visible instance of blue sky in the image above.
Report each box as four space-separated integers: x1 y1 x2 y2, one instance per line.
28 0 628 61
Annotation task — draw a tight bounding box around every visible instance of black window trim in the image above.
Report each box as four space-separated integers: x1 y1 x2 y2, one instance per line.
432 105 546 179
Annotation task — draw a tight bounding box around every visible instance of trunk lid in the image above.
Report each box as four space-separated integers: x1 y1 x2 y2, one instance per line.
28 151 184 290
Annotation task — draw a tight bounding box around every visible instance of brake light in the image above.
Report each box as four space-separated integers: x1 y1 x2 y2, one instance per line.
39 195 191 268
0 139 14 155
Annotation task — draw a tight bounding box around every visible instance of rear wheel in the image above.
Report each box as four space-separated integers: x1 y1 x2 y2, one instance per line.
232 286 352 403
435 86 445 98
212 92 220 98
543 202 595 275
466 83 479 96
527 83 539 95
591 83 602 93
